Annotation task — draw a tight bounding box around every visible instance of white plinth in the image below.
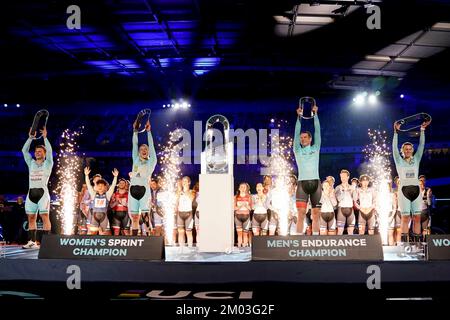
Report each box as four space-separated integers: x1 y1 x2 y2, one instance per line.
197 174 234 253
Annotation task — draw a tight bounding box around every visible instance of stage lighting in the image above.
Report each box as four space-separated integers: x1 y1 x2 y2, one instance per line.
368 94 377 105
3 104 7 107
270 119 275 123
375 91 381 96
400 94 404 99
16 104 20 108
169 99 190 111
354 93 365 106
163 104 166 108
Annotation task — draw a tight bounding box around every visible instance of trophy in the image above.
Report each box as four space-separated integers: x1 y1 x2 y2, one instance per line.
395 113 432 137
30 109 49 139
298 96 317 119
202 114 233 175
133 108 151 133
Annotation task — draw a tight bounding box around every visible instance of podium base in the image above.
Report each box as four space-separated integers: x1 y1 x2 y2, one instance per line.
197 174 234 253
165 246 251 262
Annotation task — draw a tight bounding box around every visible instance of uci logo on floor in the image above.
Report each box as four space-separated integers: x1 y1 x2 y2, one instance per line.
113 290 253 300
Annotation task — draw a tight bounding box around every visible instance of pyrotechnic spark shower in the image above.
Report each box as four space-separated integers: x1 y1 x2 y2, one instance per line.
54 128 83 235
263 126 294 236
158 129 184 245
363 129 392 244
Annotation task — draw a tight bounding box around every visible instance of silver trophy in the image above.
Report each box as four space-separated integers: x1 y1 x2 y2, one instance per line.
203 114 232 174
298 96 317 119
133 108 152 133
30 109 49 139
395 112 432 132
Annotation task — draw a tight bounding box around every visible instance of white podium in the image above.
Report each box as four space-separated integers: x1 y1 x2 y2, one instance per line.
197 115 235 253
197 174 234 252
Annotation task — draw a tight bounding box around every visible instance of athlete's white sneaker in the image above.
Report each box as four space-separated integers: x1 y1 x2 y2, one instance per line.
22 241 39 249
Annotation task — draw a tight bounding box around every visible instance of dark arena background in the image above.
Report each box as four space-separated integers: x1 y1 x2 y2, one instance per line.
0 0 450 315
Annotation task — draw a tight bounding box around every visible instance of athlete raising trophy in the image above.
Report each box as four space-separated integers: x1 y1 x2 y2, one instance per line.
393 113 431 246
293 98 322 236
129 109 157 236
22 109 53 249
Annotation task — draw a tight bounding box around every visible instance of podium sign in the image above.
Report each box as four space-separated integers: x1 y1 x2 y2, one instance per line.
38 235 164 261
252 235 383 261
427 235 450 260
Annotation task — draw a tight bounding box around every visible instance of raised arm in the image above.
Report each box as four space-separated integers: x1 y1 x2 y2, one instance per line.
84 168 96 198
294 117 302 155
106 176 118 200
147 130 157 172
392 123 402 165
415 129 425 162
106 168 119 200
38 127 53 167
393 131 403 165
132 132 139 163
22 137 33 167
44 137 53 167
313 114 321 148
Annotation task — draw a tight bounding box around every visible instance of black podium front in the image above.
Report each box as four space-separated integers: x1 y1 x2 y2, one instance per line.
38 234 164 261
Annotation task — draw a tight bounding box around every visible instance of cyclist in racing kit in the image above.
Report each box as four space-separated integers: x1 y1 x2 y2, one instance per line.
84 167 118 235
234 182 252 247
129 119 157 236
294 104 322 235
252 183 269 236
22 126 53 249
320 180 337 235
353 175 377 235
110 178 130 235
393 120 430 243
335 169 355 235
419 175 433 240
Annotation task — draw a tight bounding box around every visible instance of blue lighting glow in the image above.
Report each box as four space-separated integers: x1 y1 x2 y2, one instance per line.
84 59 140 71
121 22 161 32
192 57 220 76
158 58 185 68
193 57 221 67
193 69 209 76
